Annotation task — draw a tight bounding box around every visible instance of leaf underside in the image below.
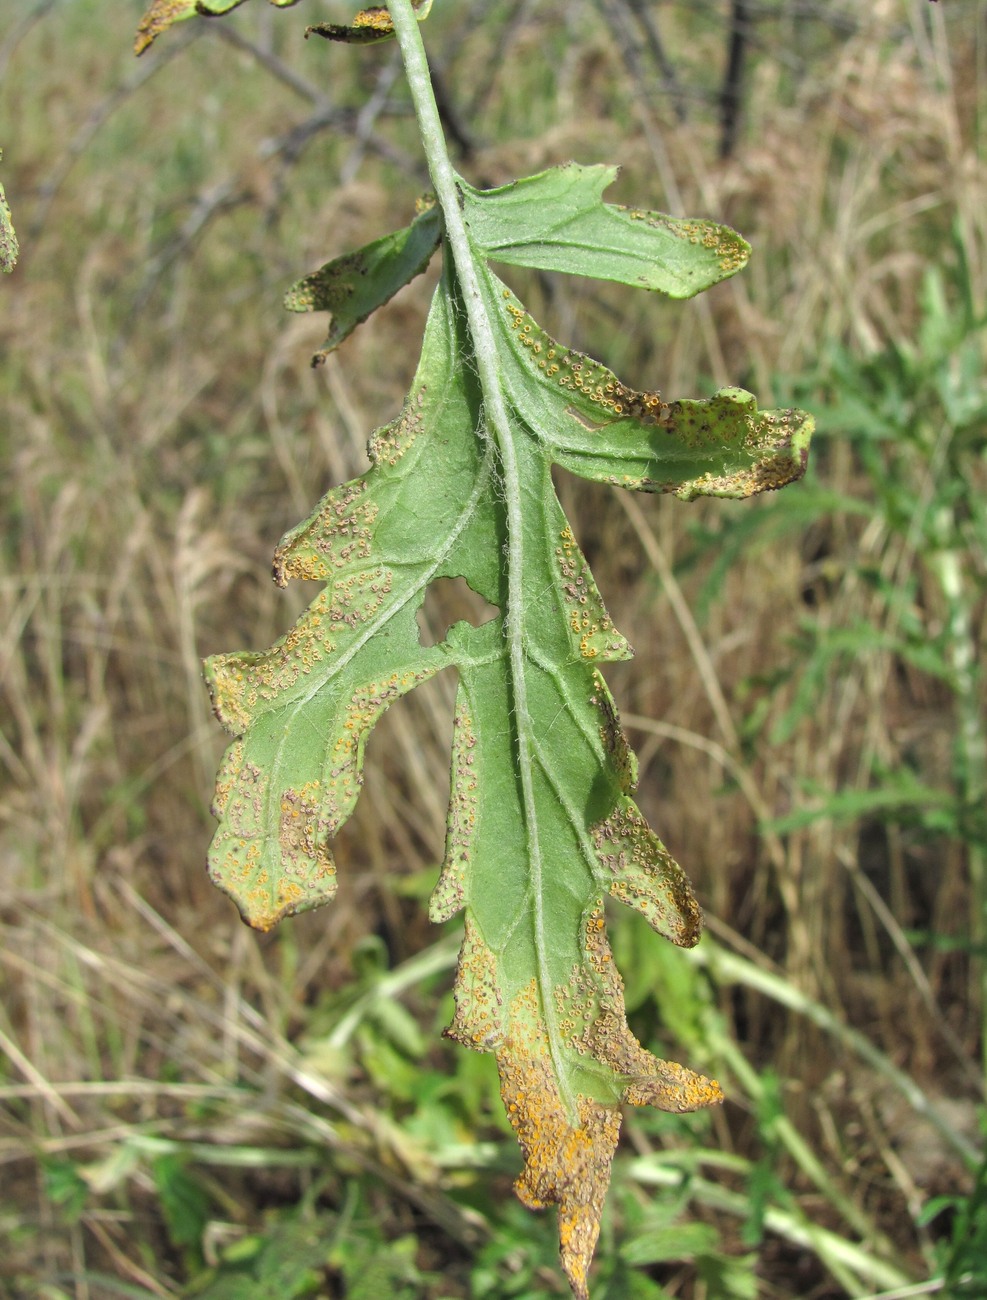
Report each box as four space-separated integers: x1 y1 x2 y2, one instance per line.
133 0 433 55
203 163 813 1297
306 1 434 45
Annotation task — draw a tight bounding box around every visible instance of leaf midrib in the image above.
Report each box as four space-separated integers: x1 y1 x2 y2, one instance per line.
387 0 584 1119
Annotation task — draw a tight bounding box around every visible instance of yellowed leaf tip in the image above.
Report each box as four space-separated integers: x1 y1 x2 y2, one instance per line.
497 1022 721 1296
495 983 621 1300
449 911 721 1296
134 0 197 55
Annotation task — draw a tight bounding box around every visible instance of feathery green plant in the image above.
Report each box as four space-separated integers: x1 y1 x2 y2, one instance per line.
136 2 813 1294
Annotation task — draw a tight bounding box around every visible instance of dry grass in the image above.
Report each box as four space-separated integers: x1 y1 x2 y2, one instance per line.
1 0 986 1295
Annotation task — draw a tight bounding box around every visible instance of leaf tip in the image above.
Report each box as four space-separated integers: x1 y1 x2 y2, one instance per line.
134 0 197 55
593 801 703 946
623 1058 724 1112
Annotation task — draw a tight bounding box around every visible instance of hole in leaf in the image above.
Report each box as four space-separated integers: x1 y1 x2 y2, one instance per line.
417 576 499 648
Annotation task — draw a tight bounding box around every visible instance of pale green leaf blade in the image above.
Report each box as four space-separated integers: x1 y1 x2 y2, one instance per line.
202 146 808 1297
284 203 441 361
204 262 722 1300
205 274 499 930
486 271 813 498
461 163 749 297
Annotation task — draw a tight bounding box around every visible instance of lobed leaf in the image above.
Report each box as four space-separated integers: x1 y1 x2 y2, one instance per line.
486 270 811 499
205 167 813 1295
206 270 498 931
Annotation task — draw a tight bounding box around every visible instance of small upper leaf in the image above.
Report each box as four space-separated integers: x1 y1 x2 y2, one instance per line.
462 163 750 297
284 200 441 363
135 0 198 53
135 0 302 55
306 0 434 44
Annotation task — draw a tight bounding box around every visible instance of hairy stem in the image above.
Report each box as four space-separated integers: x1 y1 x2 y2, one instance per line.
386 0 571 1111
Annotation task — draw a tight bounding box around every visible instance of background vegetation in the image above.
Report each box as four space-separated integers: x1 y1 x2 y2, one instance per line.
2 0 985 1296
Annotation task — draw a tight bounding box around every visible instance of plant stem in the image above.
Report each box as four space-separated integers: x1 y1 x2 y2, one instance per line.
386 0 573 1112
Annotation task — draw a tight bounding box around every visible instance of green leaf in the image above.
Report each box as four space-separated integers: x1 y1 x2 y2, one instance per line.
0 149 17 274
462 163 749 297
205 162 812 1299
188 1214 332 1298
42 1157 89 1224
765 773 955 834
621 1220 720 1265
284 200 442 362
206 268 492 931
306 1 433 45
134 0 302 55
151 1154 211 1251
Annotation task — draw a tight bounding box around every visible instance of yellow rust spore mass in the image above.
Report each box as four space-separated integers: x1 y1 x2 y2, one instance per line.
447 903 721 1298
367 387 429 468
207 569 391 736
494 980 621 1300
207 747 338 932
329 669 429 814
574 906 722 1110
619 206 749 277
274 480 377 586
445 915 505 1051
486 947 720 1300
